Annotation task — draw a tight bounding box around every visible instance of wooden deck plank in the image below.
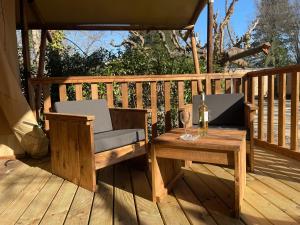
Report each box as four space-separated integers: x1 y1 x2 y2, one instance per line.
203 164 282 225
0 160 22 179
157 194 191 225
39 180 77 225
222 167 298 225
130 169 164 225
247 177 300 223
0 169 51 224
182 167 243 225
190 164 235 209
254 150 300 192
1 146 300 225
89 167 114 225
64 187 94 225
173 178 217 225
0 164 40 214
16 175 64 225
114 164 138 225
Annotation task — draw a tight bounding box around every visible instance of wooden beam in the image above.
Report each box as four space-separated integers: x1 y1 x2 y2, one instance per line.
246 64 300 77
30 73 245 85
17 24 195 31
190 30 202 93
207 0 214 73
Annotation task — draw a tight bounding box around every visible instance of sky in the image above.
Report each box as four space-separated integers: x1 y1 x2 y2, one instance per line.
65 0 257 54
195 0 256 44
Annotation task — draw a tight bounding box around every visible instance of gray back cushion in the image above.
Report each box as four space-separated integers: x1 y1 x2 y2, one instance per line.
54 99 113 133
192 94 245 126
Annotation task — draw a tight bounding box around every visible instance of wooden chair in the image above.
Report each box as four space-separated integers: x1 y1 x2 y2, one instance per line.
45 99 148 192
179 93 257 172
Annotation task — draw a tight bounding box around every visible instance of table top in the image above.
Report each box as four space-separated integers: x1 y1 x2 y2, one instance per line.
152 128 246 152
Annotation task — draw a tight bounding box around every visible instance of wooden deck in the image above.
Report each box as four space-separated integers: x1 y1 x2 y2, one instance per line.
1 146 300 225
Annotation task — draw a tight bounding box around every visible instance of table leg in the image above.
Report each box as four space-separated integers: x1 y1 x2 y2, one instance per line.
151 145 182 202
234 138 246 217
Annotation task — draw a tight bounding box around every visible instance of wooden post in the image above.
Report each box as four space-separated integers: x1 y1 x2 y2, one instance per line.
20 0 31 103
36 29 48 121
190 30 202 94
207 0 214 73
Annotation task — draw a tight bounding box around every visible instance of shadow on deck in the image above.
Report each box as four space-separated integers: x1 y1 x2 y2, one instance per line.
0 146 300 225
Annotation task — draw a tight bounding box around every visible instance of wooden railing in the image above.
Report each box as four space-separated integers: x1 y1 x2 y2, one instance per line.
245 64 300 158
30 73 245 139
30 65 300 158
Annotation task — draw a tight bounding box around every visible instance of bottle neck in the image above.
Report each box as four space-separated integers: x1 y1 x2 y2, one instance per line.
201 92 205 102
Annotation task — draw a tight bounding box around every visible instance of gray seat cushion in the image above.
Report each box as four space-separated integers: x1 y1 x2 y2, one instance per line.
94 129 145 153
54 99 113 133
192 94 245 126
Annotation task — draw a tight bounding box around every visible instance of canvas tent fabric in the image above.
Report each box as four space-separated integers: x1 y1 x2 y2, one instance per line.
0 0 48 158
15 0 206 30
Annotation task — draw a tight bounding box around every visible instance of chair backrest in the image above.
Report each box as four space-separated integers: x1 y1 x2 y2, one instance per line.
54 99 113 133
192 94 245 126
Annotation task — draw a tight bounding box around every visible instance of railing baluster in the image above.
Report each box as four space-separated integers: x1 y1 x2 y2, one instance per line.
267 74 274 144
164 81 171 131
225 79 231 93
278 73 286 147
43 84 51 130
151 82 157 138
192 80 198 96
91 83 98 100
75 84 82 100
106 83 114 107
290 72 299 150
205 76 212 95
121 83 128 108
258 76 264 140
250 77 255 104
178 81 184 108
242 77 248 102
136 82 143 109
59 84 67 101
214 79 222 94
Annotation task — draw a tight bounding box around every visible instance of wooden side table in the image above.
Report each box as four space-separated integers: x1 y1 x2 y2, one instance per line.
151 128 246 217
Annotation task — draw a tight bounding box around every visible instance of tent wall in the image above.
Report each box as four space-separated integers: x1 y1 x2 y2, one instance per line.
0 0 48 158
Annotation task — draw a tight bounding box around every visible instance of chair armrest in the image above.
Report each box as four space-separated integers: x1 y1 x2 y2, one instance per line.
178 104 193 128
45 112 95 123
109 108 148 130
244 103 258 112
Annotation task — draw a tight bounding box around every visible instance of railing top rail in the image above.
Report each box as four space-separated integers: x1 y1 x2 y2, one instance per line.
30 73 246 85
246 64 300 77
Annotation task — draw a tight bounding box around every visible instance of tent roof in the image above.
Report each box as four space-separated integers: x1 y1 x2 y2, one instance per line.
16 0 207 30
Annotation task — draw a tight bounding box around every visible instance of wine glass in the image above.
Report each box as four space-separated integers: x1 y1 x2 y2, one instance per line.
180 111 190 136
